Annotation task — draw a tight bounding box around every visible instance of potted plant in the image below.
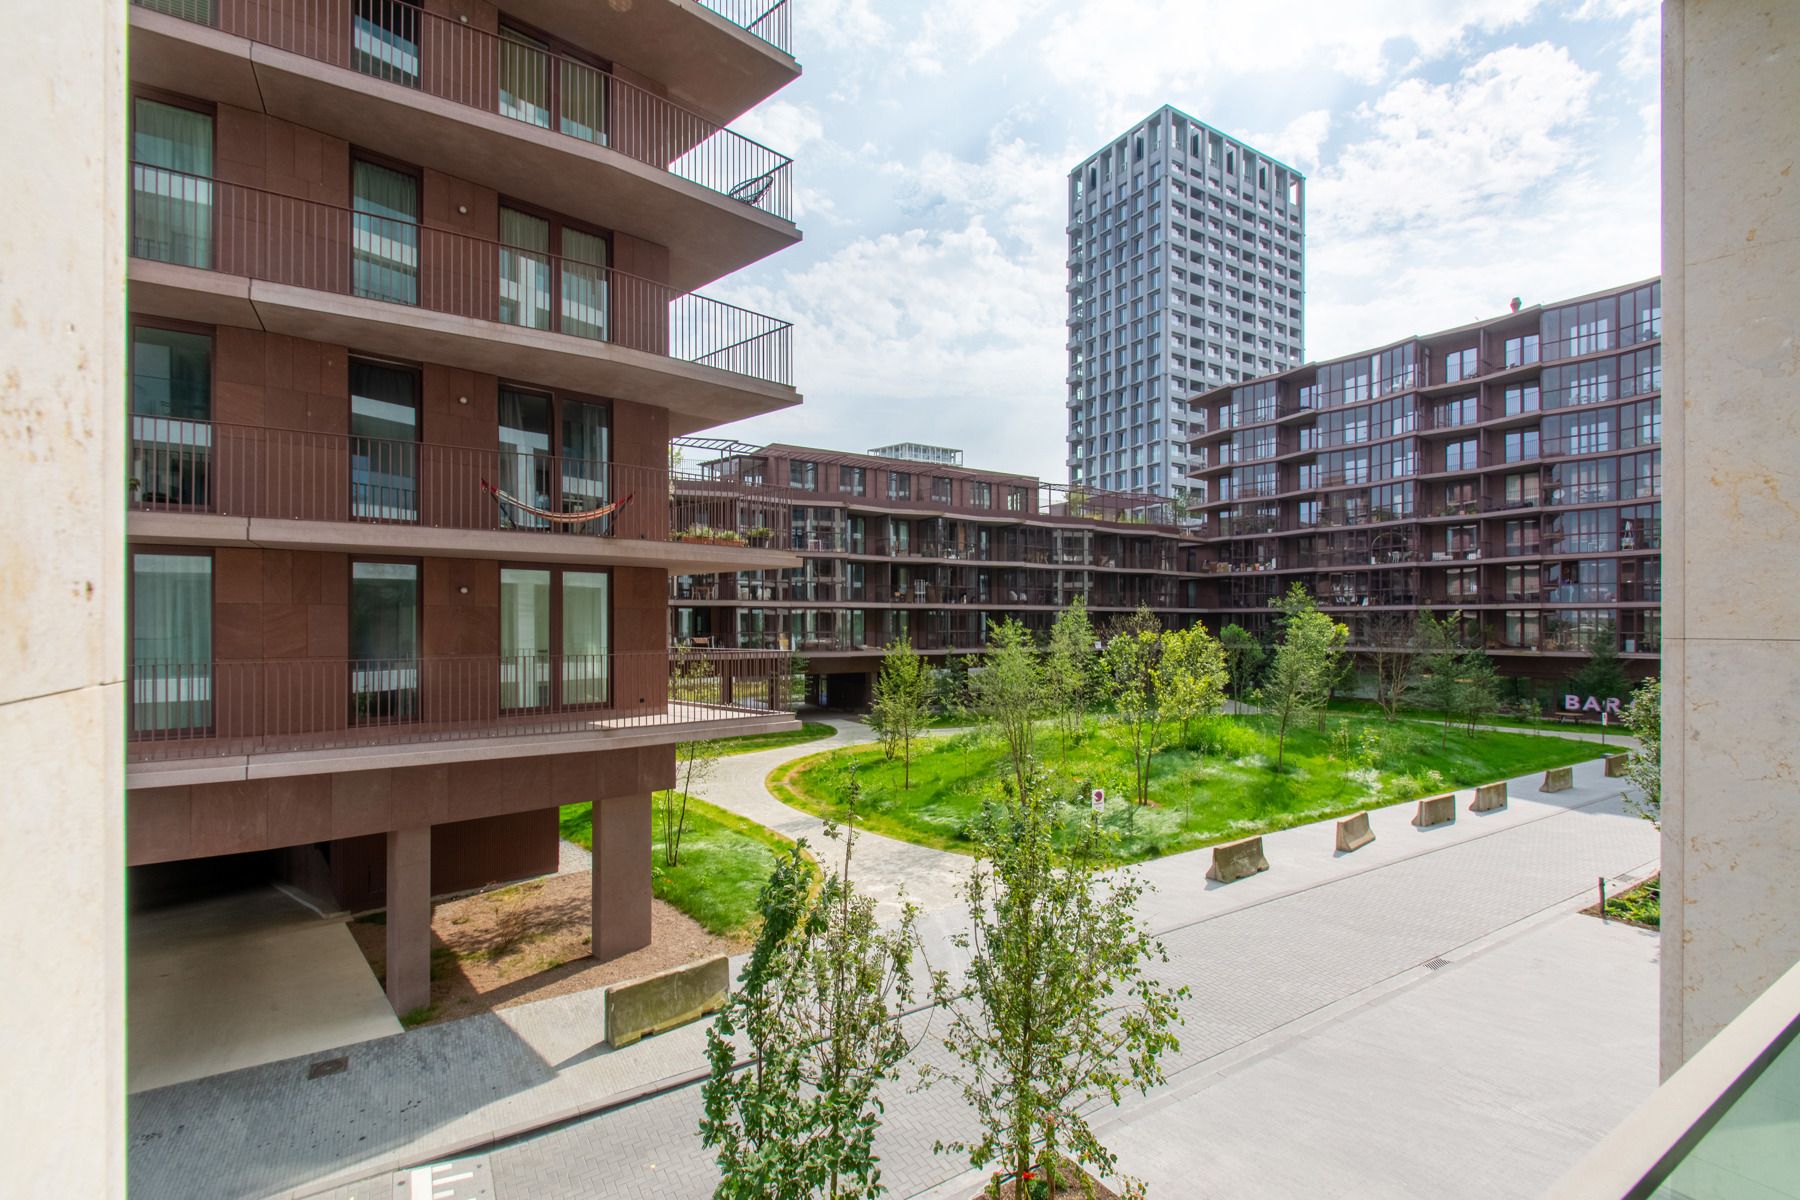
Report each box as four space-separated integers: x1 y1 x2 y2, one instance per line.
744 525 773 548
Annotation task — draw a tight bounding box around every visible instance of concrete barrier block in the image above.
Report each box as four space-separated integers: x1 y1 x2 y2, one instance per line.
1471 782 1508 813
603 954 730 1048
1413 794 1456 829
1540 765 1575 793
1335 812 1375 853
1603 753 1629 778
1205 835 1269 883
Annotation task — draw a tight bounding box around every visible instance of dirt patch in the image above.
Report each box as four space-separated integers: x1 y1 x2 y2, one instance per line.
971 1160 1123 1200
1580 872 1661 931
350 869 746 1028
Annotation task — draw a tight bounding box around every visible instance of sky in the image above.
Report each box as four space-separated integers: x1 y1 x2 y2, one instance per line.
705 0 1662 481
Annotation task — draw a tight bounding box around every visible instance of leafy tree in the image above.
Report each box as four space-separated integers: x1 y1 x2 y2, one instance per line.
1565 624 1631 710
925 763 1185 1196
663 737 720 867
869 637 932 788
968 617 1044 798
1220 622 1264 707
1364 611 1421 721
1257 585 1348 771
1100 608 1165 806
1045 599 1099 759
1411 610 1467 747
1157 623 1228 750
1453 650 1501 734
701 778 925 1199
1621 677 1662 824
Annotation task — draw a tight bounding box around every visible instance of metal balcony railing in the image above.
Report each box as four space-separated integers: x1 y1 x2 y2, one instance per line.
130 167 792 386
129 418 789 542
132 0 794 221
696 0 794 54
127 649 796 763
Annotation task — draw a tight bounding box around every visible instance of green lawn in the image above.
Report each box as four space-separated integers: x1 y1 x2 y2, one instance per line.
559 794 809 938
1321 697 1619 736
1601 874 1661 928
770 713 1609 863
698 721 834 757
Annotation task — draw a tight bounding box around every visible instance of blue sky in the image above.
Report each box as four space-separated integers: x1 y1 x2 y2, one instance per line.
708 0 1661 480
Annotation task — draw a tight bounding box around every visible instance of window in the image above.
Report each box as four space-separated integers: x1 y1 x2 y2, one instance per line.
1443 346 1478 382
131 551 212 734
1503 333 1539 368
1006 486 1028 512
931 475 954 504
1444 439 1478 472
971 482 992 509
498 25 609 145
499 566 610 709
130 325 212 509
352 159 420 304
1446 567 1478 599
1504 564 1540 601
887 471 912 501
349 359 420 521
1503 383 1540 415
1502 471 1540 508
353 0 421 86
499 205 610 339
131 98 213 267
350 561 420 719
1503 429 1540 463
838 465 865 496
789 460 818 491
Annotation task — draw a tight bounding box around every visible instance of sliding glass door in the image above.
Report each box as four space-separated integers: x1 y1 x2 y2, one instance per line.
350 561 419 721
499 205 610 340
130 325 213 509
350 359 419 521
132 99 213 268
500 566 609 711
131 552 213 734
352 160 420 303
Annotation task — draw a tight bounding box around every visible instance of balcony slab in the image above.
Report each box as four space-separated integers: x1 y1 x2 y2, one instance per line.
129 6 799 293
126 708 799 790
128 510 801 573
127 260 801 434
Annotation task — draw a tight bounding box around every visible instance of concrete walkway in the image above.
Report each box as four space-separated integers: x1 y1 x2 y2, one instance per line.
129 887 400 1093
126 747 1658 1200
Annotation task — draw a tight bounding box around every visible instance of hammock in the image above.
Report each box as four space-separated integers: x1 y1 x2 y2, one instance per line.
481 479 634 526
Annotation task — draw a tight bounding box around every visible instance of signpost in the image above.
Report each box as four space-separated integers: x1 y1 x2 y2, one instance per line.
1091 787 1105 814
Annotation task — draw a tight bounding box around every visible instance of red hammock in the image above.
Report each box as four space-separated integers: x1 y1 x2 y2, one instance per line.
481 479 634 526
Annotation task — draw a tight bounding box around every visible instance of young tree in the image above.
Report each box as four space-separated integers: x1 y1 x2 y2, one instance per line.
1621 676 1662 824
1565 624 1631 709
968 617 1043 798
1364 611 1420 721
1100 608 1165 806
926 764 1185 1196
1220 622 1265 708
1411 610 1466 747
1257 585 1348 771
1453 650 1501 735
1045 599 1099 758
869 637 932 788
1157 623 1228 750
662 737 721 867
701 778 925 1199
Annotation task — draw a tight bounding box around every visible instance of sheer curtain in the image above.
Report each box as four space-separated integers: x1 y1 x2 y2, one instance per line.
499 208 551 330
132 554 212 732
500 569 552 709
562 572 610 704
498 27 551 128
132 100 213 267
352 161 419 303
559 228 609 341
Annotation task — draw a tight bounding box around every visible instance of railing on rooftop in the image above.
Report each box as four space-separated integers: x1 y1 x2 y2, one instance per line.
127 648 796 763
132 0 794 221
129 418 792 542
130 166 792 386
696 0 794 55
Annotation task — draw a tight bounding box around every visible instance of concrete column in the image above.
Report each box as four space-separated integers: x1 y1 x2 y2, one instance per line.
385 827 433 1015
0 0 126 1191
1661 0 1800 1077
592 793 653 961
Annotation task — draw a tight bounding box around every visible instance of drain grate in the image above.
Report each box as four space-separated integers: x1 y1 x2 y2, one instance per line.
1423 957 1451 971
307 1056 349 1080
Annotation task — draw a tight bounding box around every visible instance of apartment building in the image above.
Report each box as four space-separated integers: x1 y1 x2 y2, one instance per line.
1187 279 1662 675
1067 105 1306 499
669 440 1208 705
123 0 805 1015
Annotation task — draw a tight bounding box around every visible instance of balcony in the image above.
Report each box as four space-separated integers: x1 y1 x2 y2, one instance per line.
126 648 797 786
129 168 796 432
129 0 797 290
129 418 799 572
